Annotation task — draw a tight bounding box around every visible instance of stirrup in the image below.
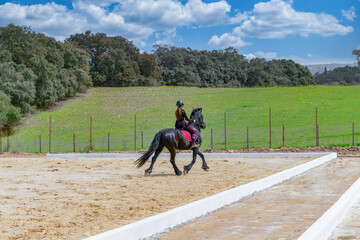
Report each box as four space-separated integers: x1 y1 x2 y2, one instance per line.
190 143 199 149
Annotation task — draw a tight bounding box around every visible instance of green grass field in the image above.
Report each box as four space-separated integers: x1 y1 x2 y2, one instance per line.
5 85 360 153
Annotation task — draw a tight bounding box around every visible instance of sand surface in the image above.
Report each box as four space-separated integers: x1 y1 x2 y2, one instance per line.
0 155 314 240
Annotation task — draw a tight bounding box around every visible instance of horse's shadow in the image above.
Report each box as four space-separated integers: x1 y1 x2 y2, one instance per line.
144 173 175 177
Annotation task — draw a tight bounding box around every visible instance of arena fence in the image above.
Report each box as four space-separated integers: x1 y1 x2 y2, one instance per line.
1 108 360 153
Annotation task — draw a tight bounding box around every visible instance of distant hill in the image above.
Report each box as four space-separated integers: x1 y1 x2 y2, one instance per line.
305 63 357 75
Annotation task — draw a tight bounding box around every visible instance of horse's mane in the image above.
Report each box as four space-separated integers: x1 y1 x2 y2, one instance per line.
190 108 202 118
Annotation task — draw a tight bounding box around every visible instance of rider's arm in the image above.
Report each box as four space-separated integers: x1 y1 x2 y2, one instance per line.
181 109 190 122
182 109 193 122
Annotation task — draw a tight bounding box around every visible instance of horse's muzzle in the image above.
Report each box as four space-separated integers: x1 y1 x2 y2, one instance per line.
201 122 206 129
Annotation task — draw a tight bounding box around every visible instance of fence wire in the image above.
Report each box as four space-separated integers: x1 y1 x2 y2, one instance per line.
2 112 359 153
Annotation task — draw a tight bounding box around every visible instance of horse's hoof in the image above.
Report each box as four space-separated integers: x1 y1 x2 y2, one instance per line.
145 172 150 177
176 171 182 176
183 168 188 175
202 166 209 171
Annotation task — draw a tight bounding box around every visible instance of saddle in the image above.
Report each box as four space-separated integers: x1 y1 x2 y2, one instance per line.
179 130 192 141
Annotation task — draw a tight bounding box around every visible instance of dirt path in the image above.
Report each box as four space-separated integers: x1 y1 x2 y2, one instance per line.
158 157 360 240
0 156 313 240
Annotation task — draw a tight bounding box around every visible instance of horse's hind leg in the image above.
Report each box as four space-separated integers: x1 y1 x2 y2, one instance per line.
184 148 198 175
198 151 209 171
145 145 164 176
168 147 182 176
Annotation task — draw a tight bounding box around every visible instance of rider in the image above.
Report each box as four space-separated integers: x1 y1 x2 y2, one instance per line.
175 100 199 149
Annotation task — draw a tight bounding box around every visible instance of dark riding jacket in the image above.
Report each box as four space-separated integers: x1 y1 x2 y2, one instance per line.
175 109 191 130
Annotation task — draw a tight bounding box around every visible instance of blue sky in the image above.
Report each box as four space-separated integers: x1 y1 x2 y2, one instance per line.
0 0 359 64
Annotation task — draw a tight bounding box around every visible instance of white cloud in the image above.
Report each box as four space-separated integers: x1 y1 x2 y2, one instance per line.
154 29 179 45
240 0 353 38
72 1 153 43
185 0 231 27
116 0 230 29
255 51 277 59
0 0 230 45
208 33 251 48
244 51 277 60
209 0 353 49
342 6 356 21
0 2 83 40
228 11 249 24
244 53 257 59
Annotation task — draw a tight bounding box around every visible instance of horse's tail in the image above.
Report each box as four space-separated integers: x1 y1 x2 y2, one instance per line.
134 131 162 168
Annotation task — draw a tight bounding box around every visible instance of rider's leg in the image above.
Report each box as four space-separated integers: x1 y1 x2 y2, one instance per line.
184 123 199 149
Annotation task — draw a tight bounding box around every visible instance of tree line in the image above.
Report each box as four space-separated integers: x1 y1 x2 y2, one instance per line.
314 66 360 85
0 24 359 134
65 31 162 87
154 45 314 87
314 50 360 85
0 25 92 134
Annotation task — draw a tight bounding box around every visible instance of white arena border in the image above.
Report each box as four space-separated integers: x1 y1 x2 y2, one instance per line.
298 176 360 240
46 152 329 159
58 152 338 240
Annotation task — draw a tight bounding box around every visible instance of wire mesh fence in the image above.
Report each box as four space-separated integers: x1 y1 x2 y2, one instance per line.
2 109 360 153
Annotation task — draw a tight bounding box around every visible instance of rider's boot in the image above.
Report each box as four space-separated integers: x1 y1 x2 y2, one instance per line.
190 140 199 149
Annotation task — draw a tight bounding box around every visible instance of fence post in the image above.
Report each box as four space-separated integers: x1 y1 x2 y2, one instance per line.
247 127 249 150
73 134 76 153
134 115 137 151
211 128 213 150
49 116 52 153
90 116 93 151
316 107 318 147
0 117 2 154
352 122 355 147
108 132 110 152
269 107 272 148
7 136 9 152
316 124 319 147
39 135 42 153
224 112 227 150
282 125 285 147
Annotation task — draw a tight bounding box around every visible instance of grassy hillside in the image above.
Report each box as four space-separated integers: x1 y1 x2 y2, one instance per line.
5 86 360 153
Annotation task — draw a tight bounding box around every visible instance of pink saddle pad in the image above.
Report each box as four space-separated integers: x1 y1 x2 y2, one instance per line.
180 130 192 141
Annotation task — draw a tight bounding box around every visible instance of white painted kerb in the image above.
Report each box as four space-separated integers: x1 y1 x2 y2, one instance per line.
83 152 337 240
47 152 331 159
298 176 360 240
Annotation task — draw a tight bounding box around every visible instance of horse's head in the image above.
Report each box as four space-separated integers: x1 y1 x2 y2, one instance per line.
190 108 206 131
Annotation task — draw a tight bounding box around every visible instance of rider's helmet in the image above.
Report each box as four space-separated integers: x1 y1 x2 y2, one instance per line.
176 100 184 107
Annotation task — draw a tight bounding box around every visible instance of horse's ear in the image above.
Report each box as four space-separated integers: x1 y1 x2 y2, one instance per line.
199 108 202 112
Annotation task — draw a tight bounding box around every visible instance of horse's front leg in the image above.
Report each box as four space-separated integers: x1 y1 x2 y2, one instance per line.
198 151 209 171
184 148 198 175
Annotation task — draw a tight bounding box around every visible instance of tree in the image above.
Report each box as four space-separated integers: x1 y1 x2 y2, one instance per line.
352 49 360 68
0 90 21 135
66 31 161 86
154 45 313 87
0 24 92 131
315 66 360 85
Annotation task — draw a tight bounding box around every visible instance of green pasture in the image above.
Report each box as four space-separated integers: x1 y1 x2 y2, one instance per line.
4 85 360 153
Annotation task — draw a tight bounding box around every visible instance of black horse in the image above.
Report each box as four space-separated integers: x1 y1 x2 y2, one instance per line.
135 108 209 176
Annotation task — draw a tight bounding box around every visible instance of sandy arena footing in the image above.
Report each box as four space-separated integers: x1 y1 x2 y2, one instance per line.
0 153 322 240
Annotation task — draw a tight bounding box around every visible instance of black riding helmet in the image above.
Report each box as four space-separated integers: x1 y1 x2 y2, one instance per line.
176 100 184 107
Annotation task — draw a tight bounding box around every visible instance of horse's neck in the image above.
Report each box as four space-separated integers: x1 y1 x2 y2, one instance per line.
189 122 200 132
